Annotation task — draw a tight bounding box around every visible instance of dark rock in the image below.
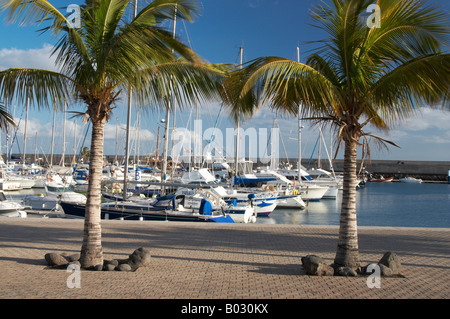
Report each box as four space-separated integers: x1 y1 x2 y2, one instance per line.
301 255 334 276
117 258 129 265
117 263 132 272
45 253 68 267
378 264 394 277
104 264 116 271
378 252 402 275
104 259 119 267
335 266 358 277
66 254 81 262
127 248 151 270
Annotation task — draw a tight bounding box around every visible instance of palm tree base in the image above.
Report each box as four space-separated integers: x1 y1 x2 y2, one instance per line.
334 246 360 269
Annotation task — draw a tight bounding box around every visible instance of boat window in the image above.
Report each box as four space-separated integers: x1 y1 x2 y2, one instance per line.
47 186 73 192
0 192 6 201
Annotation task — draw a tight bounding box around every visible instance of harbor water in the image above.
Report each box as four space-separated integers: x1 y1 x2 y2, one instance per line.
5 181 450 228
258 182 450 228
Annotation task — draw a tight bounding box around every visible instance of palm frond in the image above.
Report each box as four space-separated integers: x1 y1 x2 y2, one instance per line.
0 68 76 109
0 101 16 130
0 0 70 35
223 56 342 123
121 61 228 111
133 0 202 25
368 53 450 126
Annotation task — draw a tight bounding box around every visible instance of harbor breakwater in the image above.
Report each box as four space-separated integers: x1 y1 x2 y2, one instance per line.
283 159 450 182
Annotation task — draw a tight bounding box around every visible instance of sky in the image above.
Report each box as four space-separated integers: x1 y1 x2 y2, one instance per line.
0 0 449 164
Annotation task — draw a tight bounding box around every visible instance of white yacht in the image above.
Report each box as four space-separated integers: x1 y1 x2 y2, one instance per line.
0 190 28 218
22 174 86 210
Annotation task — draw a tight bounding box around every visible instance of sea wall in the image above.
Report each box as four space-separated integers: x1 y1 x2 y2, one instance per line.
281 159 450 182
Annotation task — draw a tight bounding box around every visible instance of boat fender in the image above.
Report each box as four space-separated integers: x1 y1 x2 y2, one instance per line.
293 189 298 195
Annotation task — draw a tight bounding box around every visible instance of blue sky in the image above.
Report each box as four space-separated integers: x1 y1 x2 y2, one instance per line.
1 0 449 163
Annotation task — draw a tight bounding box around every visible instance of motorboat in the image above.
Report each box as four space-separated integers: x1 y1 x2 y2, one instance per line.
174 188 260 222
0 190 28 218
369 176 394 183
255 169 328 202
180 168 303 210
399 177 423 184
22 174 87 210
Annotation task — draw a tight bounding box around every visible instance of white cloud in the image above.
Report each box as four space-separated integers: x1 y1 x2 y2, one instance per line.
397 108 450 132
0 44 58 71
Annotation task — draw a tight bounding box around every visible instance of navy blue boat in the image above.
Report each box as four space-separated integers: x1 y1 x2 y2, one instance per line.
59 196 234 223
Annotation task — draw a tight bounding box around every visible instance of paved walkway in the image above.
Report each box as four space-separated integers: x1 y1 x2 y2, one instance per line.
0 216 449 301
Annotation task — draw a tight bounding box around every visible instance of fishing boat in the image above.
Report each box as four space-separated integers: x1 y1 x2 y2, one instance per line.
399 177 423 184
369 176 394 183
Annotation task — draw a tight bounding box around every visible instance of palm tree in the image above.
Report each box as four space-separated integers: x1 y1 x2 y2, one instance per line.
0 0 227 269
223 0 450 269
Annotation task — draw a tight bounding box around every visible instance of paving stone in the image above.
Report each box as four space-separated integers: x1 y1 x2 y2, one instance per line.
0 219 448 299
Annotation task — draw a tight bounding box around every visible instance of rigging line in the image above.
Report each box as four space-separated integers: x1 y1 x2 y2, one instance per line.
182 19 193 50
170 104 194 173
307 135 320 169
7 107 25 160
73 121 91 173
318 125 337 178
276 119 290 166
201 102 224 168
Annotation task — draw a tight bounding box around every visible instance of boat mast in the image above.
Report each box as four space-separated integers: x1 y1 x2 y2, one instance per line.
234 46 244 183
50 107 55 167
161 4 177 195
72 121 77 165
61 102 66 167
297 46 302 184
22 97 29 166
123 0 139 200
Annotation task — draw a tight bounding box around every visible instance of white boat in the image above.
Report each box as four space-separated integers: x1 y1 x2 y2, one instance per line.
175 187 262 222
173 190 257 223
179 168 283 213
399 177 423 184
0 178 21 191
22 175 87 210
0 191 28 218
255 168 328 202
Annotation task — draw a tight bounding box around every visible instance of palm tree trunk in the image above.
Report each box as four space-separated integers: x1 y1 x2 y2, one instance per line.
334 138 360 269
80 118 104 269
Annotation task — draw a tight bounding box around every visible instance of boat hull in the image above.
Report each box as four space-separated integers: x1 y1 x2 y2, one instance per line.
59 202 234 223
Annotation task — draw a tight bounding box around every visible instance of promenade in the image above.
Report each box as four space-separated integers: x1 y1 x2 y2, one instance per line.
0 216 449 302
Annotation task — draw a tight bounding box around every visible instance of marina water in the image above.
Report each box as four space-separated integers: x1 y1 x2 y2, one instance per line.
258 182 450 228
5 182 449 228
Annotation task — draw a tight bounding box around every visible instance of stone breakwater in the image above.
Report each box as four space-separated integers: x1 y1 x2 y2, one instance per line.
280 159 450 182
